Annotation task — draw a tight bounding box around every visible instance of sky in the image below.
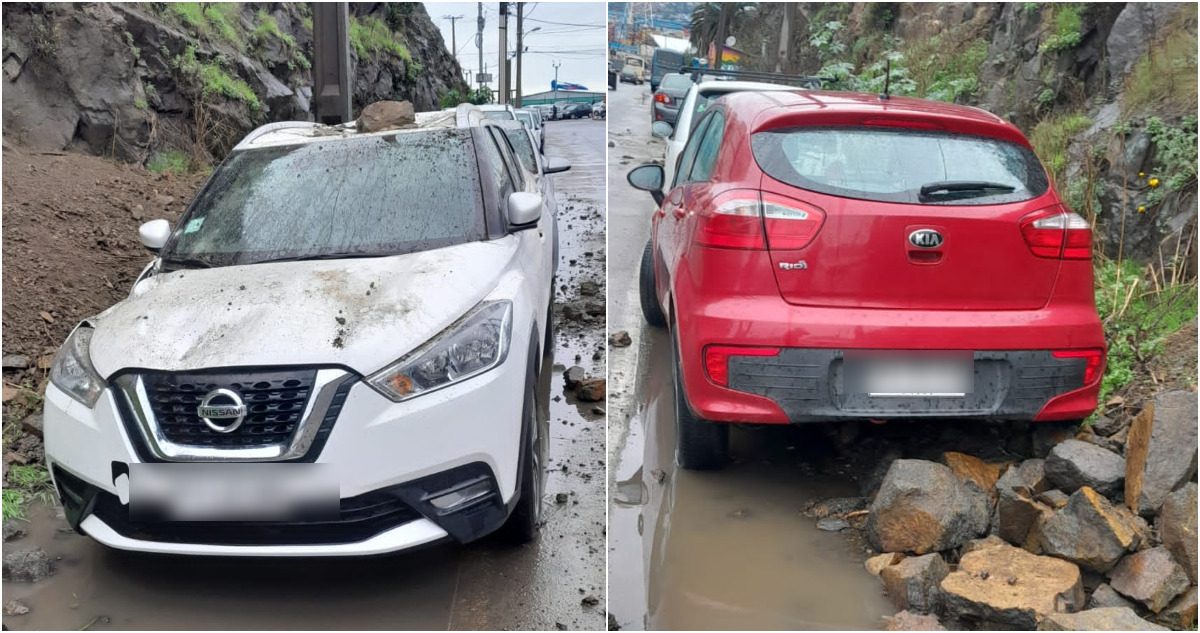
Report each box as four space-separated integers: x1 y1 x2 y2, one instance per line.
426 2 609 97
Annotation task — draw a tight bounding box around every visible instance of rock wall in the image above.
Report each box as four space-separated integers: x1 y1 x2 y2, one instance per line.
1 2 468 163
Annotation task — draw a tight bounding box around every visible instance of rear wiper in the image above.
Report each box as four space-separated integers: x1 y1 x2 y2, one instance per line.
919 181 1016 200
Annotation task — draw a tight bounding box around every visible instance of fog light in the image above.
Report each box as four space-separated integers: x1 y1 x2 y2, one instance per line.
428 479 493 512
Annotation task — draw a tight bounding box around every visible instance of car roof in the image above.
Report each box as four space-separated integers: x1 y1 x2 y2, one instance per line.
477 104 515 112
718 90 1029 146
234 104 489 151
693 79 802 93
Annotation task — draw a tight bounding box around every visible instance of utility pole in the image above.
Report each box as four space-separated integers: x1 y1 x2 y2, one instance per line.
777 3 793 73
552 59 560 104
312 2 352 124
442 14 463 57
498 3 509 104
515 3 523 107
476 3 485 92
713 3 729 70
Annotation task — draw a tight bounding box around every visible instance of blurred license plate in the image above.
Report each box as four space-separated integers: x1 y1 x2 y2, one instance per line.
128 463 338 521
844 352 973 397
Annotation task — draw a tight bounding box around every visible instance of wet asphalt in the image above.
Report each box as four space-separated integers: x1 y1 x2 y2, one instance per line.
0 118 608 632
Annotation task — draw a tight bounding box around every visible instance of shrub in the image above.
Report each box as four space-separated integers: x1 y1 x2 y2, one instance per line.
147 150 188 174
1030 112 1092 184
1039 4 1084 53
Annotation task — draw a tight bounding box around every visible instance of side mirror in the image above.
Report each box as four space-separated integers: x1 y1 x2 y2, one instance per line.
627 164 665 206
139 219 171 252
544 157 571 174
507 192 543 227
651 121 673 139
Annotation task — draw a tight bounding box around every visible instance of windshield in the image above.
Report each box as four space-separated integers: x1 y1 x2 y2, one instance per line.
482 110 515 120
660 74 694 92
162 130 486 267
498 126 537 174
752 127 1048 205
515 111 534 127
627 58 644 68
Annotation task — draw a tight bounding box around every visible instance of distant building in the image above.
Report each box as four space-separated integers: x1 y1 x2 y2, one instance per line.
522 89 605 106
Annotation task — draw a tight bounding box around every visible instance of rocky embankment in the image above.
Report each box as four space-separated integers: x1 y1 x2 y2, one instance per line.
812 391 1197 630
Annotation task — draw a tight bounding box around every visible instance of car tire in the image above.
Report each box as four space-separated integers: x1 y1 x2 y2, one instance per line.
500 347 543 543
543 296 554 357
639 240 666 327
671 327 728 470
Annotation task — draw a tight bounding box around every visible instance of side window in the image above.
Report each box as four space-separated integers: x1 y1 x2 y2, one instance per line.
491 128 526 190
479 129 515 202
672 113 712 190
688 110 725 182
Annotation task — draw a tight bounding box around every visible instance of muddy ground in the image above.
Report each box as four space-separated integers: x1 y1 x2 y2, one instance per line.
0 118 607 630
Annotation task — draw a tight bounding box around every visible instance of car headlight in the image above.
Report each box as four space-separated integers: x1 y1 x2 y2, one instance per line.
366 301 513 402
49 325 106 408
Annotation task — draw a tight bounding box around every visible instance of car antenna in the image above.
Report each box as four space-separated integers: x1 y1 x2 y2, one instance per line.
880 58 891 101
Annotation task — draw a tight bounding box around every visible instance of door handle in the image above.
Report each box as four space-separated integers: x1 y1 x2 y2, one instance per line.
673 207 686 219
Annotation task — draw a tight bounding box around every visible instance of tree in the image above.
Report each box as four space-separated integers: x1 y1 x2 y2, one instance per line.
689 3 757 65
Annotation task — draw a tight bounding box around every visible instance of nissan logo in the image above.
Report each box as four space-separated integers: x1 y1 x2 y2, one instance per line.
197 388 247 433
909 229 944 249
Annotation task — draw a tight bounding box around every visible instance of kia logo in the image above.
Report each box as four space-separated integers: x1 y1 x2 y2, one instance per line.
909 229 944 249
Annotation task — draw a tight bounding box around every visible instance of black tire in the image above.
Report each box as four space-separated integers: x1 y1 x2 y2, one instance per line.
671 327 728 470
639 240 667 327
543 295 555 356
500 349 543 543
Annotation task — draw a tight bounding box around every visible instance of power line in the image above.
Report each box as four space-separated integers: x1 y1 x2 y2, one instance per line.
525 17 606 28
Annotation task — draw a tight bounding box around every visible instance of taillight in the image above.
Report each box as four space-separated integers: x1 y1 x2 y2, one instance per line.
762 193 825 250
704 346 781 386
1052 349 1104 385
654 93 672 105
694 191 766 249
1020 208 1092 259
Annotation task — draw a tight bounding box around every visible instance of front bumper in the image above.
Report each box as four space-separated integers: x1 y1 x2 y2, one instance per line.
43 340 529 556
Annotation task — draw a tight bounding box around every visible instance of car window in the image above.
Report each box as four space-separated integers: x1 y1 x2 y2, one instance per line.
673 113 712 190
498 126 538 175
751 126 1050 205
687 110 725 182
163 130 486 267
479 128 517 203
660 74 693 92
489 127 526 191
515 111 534 127
482 110 514 120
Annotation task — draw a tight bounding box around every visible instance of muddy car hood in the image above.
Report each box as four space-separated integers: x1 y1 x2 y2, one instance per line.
87 240 519 378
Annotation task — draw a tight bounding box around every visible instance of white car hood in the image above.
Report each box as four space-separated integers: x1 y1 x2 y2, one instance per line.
88 239 518 378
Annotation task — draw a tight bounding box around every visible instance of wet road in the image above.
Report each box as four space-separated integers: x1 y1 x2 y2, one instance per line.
605 83 894 631
1 118 607 632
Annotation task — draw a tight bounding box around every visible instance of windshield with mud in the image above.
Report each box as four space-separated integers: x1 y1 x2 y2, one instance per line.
162 130 485 268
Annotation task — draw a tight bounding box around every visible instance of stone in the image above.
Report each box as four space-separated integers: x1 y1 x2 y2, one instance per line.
1150 586 1196 630
1090 583 1139 611
1091 415 1124 437
1109 547 1190 613
1130 391 1198 515
1106 3 1190 89
866 460 991 555
1039 487 1147 573
940 541 1084 629
883 610 946 631
21 413 43 439
942 452 1006 494
1 355 28 369
881 553 949 614
865 552 904 576
1076 430 1124 455
961 535 1009 556
608 331 632 347
2 547 52 582
563 366 586 389
1036 490 1069 509
3 599 29 616
1033 422 1078 459
994 465 1054 549
1126 403 1155 514
816 517 849 532
1156 482 1197 583
1045 439 1125 496
807 496 867 518
1038 607 1169 631
577 378 605 402
3 519 26 542
579 280 600 296
356 101 415 133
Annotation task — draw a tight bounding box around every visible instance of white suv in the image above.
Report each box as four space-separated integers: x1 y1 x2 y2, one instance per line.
43 105 569 556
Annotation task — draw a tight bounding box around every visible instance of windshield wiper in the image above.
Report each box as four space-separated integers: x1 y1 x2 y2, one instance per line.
254 252 385 265
919 181 1017 201
161 256 216 269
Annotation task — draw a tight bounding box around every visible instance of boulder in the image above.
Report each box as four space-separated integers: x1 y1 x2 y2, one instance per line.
942 452 1007 494
1033 423 1078 459
865 552 904 576
1036 490 1070 509
1156 482 1197 583
881 553 948 614
21 413 43 439
577 378 606 402
355 100 416 133
1039 487 1147 573
1109 547 1190 613
940 541 1085 629
1038 607 1169 631
994 465 1054 549
867 459 991 555
1106 3 1191 90
962 534 1009 556
884 610 946 631
1 355 28 369
1045 439 1125 497
1150 586 1196 630
1127 391 1198 516
563 366 586 389
3 599 30 616
2 519 26 542
1091 415 1124 438
1089 583 1139 611
2 547 52 582
609 331 632 347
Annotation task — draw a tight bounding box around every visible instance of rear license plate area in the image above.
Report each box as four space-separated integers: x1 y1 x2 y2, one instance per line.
835 352 1003 414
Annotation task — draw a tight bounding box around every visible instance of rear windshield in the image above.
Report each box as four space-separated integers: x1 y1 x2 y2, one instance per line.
163 130 485 268
660 74 694 92
752 126 1048 205
482 110 514 120
654 51 684 69
515 111 534 127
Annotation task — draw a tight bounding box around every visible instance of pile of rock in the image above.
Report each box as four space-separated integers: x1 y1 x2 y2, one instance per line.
858 390 1197 630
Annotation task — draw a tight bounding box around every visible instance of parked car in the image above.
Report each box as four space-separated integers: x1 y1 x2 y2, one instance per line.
651 73 694 127
553 101 572 120
608 61 619 90
515 108 544 153
478 103 518 121
592 102 606 119
649 48 685 92
627 90 1105 470
620 55 646 84
561 103 593 119
43 105 565 555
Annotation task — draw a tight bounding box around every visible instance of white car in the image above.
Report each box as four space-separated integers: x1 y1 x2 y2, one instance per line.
514 108 544 154
478 103 518 121
654 79 805 189
43 105 568 557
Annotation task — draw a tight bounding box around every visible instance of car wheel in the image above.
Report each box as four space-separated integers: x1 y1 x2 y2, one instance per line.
671 326 728 470
543 294 555 356
500 352 542 543
639 240 666 327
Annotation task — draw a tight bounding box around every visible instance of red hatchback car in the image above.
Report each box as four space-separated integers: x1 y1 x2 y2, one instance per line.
627 90 1106 470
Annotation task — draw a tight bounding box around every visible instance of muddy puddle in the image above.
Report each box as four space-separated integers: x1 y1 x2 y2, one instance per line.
608 328 895 631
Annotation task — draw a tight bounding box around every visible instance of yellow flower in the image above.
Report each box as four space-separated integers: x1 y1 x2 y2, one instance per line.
1149 177 1160 187
1138 206 1146 213
1138 172 1145 177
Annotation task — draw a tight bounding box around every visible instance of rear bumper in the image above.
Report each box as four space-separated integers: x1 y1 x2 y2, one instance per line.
653 103 680 123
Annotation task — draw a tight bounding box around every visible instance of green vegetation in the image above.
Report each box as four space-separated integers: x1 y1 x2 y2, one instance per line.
1121 4 1199 117
293 50 311 71
2 465 53 521
147 150 189 175
1143 116 1198 207
349 15 412 63
134 97 149 110
204 3 242 45
169 2 208 34
1038 3 1084 53
174 45 261 110
2 489 23 521
251 10 296 50
301 16 314 31
1029 112 1092 184
907 32 988 103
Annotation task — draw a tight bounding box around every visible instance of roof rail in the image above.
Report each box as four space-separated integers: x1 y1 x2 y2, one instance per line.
232 121 324 152
679 66 827 90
